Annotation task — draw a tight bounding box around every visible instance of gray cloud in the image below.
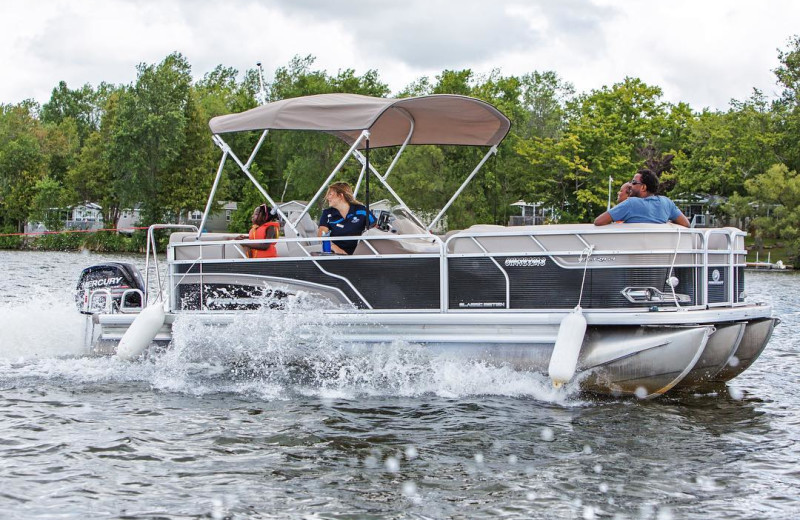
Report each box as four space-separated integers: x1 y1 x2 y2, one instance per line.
1 0 797 111
268 0 613 69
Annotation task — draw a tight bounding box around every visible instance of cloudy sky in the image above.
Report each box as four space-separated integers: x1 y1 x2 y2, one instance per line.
1 0 797 110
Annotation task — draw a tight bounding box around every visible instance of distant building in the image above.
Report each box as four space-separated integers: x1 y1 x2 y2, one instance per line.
509 200 550 226
26 202 105 233
117 205 142 232
183 202 238 233
674 194 724 228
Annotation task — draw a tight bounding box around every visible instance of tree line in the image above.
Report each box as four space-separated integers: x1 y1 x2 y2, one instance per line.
1 37 799 259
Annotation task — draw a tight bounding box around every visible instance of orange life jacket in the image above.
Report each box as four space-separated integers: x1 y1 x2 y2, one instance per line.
248 222 280 258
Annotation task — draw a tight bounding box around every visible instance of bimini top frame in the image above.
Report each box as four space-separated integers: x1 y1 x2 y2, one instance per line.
200 93 511 238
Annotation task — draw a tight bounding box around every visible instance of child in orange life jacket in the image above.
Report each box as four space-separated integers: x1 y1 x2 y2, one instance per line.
237 203 280 258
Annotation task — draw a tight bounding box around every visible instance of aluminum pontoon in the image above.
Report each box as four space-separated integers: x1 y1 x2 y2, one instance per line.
76 93 777 397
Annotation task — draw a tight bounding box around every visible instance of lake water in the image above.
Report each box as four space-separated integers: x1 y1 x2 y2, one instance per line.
1 250 798 519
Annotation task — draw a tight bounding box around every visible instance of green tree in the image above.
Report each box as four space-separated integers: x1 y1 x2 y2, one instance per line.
774 35 800 173
518 71 575 140
561 78 671 219
673 91 781 201
744 163 800 262
41 81 99 146
0 101 48 232
31 176 67 230
110 52 194 224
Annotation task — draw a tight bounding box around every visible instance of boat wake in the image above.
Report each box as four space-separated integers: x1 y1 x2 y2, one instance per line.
0 292 578 404
0 286 88 360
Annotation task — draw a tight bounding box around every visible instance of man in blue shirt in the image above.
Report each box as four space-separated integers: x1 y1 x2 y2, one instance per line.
594 169 689 227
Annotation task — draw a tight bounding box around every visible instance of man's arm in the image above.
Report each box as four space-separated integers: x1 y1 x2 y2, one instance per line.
594 212 613 226
672 212 690 227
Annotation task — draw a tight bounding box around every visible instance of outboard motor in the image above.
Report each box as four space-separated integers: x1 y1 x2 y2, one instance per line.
76 262 145 314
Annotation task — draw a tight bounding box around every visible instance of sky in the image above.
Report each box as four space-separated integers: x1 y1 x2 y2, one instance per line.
1 0 798 111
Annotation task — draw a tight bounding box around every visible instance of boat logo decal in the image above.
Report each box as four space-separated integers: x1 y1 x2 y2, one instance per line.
504 257 546 267
589 256 616 263
82 277 123 289
459 302 505 308
709 269 723 285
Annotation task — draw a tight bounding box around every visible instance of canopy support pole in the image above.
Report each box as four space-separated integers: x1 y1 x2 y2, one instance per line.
380 108 415 181
352 150 425 229
365 137 371 229
292 130 370 228
427 145 498 232
353 160 367 196
197 130 269 239
196 149 229 239
212 132 298 234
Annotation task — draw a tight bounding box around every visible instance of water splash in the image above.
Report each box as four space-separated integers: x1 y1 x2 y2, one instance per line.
0 271 579 403
154 291 573 401
0 285 89 361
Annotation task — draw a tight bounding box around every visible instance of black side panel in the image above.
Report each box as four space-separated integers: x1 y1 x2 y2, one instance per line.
323 258 440 309
448 258 507 309
175 258 440 310
448 257 697 310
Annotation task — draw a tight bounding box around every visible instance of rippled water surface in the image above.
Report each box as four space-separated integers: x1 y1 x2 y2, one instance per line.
1 250 798 519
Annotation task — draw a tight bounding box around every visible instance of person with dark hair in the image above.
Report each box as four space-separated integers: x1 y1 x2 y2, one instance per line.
594 169 689 227
617 182 632 204
236 203 280 258
317 181 376 255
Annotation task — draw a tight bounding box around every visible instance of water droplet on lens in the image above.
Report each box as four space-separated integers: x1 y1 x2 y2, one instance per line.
728 386 744 400
657 506 674 520
634 386 649 399
402 481 417 495
474 453 484 464
364 455 378 468
385 456 400 472
508 454 518 464
540 427 554 441
526 492 537 501
728 355 740 367
599 483 608 493
405 446 418 459
582 444 592 454
211 497 225 520
582 505 596 520
593 464 602 473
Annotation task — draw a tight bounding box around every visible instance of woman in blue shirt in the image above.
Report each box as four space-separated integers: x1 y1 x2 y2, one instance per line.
317 182 376 254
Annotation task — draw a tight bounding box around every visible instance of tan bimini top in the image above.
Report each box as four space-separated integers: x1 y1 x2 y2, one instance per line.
208 93 510 149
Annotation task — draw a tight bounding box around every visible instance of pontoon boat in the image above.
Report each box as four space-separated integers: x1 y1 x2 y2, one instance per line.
75 94 777 397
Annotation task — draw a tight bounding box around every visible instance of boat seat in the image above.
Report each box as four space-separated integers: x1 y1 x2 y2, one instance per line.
447 223 702 258
353 229 440 255
169 232 292 260
281 212 321 256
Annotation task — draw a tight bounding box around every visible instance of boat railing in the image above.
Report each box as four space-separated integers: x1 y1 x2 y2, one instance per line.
167 232 444 311
444 226 746 309
168 232 443 260
145 224 199 305
80 287 144 315
166 225 746 312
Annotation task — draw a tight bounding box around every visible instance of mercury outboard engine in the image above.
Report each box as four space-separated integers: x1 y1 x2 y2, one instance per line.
76 262 145 314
